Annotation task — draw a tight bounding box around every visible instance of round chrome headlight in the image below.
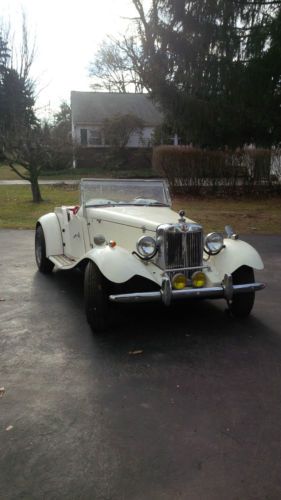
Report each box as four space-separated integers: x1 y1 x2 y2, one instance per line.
136 236 157 258
205 232 224 254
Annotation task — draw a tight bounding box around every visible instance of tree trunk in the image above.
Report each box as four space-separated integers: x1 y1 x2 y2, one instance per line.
30 178 43 203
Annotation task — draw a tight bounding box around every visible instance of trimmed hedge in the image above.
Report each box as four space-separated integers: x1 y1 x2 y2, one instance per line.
152 146 281 195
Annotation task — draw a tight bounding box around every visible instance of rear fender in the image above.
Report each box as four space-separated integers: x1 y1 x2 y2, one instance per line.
85 246 160 285
210 239 264 281
37 213 63 256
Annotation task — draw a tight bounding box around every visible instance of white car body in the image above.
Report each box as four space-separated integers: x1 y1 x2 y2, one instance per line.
35 178 265 330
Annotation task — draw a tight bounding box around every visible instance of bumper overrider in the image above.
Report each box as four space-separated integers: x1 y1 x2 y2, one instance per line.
109 274 265 305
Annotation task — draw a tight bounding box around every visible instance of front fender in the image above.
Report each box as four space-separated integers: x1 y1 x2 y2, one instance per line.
85 246 160 284
209 239 264 282
37 213 63 256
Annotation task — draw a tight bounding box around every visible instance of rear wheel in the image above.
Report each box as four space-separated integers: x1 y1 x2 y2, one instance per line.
84 261 111 332
35 225 54 274
228 265 255 318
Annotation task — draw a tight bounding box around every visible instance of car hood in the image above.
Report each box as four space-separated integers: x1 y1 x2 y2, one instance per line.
86 206 196 231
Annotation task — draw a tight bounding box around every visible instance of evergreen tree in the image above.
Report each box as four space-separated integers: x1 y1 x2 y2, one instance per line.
0 34 10 143
0 26 36 140
0 34 9 73
127 0 281 147
1 68 36 134
53 101 71 142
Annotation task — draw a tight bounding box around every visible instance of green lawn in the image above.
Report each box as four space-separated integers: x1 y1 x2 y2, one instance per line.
0 184 280 233
0 185 79 229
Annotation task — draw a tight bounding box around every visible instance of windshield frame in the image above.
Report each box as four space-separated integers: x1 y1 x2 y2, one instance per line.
80 178 172 210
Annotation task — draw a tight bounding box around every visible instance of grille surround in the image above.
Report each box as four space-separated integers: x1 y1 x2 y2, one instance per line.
156 223 203 274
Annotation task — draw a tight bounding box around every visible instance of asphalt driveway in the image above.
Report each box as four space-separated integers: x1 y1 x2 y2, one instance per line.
0 230 281 500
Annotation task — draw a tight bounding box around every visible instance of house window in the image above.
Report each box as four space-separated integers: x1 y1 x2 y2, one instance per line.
80 128 88 146
88 128 102 146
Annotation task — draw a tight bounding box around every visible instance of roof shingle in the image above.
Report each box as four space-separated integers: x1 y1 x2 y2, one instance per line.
71 91 163 126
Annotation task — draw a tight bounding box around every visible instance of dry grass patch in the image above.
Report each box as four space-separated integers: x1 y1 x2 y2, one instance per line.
173 196 281 234
0 164 28 180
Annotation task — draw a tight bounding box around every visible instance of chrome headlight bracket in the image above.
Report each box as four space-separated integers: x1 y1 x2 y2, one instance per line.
225 225 239 240
161 276 172 306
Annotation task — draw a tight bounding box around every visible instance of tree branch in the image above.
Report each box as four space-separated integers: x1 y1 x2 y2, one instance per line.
9 162 30 181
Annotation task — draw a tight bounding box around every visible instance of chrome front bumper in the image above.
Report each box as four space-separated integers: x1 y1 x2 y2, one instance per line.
109 274 265 305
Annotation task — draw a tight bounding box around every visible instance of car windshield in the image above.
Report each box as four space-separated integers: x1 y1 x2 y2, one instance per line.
80 178 171 207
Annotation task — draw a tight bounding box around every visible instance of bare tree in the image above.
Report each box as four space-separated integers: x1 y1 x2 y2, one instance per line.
102 113 144 147
89 39 144 93
4 126 47 203
4 122 72 203
1 13 44 202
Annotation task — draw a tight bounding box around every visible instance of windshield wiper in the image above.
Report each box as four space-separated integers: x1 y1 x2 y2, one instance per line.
85 203 116 208
85 201 169 207
146 202 169 206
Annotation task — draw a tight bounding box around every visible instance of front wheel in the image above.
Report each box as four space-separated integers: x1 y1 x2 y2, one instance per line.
84 261 111 332
35 225 54 274
228 265 255 318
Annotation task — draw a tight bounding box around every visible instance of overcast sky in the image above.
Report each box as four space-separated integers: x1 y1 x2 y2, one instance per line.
1 0 137 117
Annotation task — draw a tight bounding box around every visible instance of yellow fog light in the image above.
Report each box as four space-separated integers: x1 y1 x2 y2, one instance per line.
192 271 206 288
172 273 187 290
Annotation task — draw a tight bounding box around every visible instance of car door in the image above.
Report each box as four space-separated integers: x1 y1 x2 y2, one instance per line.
64 211 86 259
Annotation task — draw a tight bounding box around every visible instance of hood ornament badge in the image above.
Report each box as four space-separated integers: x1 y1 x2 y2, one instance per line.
178 209 186 223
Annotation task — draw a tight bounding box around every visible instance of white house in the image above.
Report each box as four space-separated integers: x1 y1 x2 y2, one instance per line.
71 91 163 149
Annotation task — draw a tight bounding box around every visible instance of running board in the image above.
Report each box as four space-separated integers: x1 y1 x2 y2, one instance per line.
49 254 78 269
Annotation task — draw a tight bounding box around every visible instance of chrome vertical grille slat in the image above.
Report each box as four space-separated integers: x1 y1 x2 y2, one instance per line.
156 223 203 272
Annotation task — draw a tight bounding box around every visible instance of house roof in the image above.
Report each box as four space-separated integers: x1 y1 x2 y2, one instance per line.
71 91 163 126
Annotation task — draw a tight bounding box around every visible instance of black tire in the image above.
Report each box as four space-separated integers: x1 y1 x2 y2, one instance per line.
84 261 110 332
35 225 54 274
229 265 255 318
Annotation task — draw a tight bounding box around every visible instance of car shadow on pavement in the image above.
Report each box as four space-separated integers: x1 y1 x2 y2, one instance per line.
31 267 279 364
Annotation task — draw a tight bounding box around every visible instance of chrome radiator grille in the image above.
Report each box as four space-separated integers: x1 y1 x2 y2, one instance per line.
156 223 203 271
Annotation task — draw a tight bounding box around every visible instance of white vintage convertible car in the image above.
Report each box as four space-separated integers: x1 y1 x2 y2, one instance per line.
35 178 265 331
